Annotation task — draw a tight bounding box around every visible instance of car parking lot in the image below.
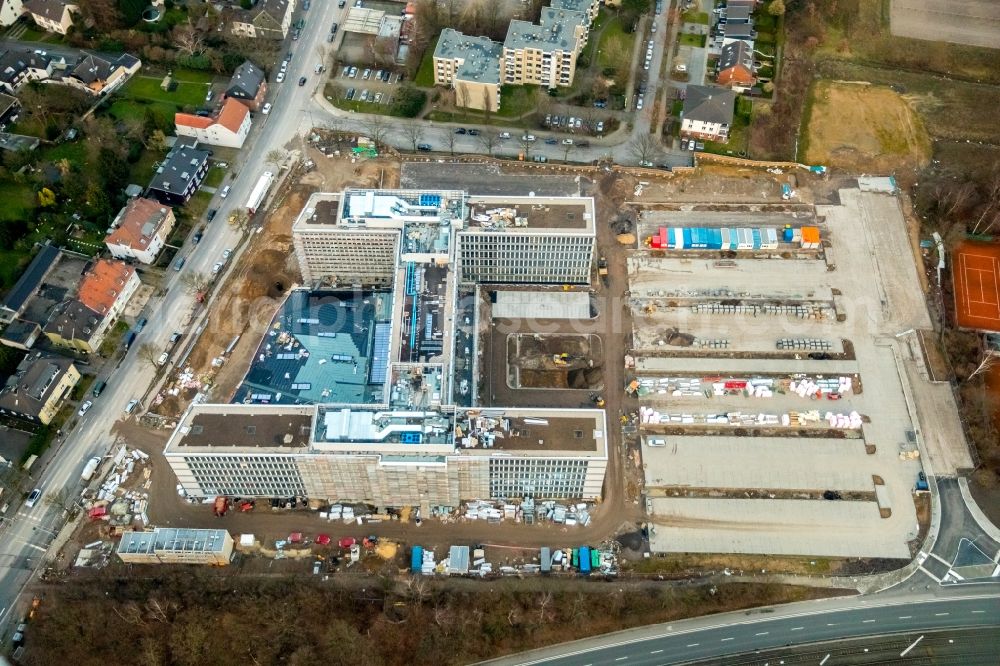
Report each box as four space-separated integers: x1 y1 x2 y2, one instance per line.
632 187 955 559
336 65 403 105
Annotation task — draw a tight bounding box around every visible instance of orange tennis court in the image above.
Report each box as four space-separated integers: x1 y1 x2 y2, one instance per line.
953 240 1000 332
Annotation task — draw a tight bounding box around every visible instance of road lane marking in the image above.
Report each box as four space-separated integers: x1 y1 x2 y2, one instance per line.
755 632 769 636
971 610 985 614
820 655 831 666
899 616 912 619
935 612 949 616
790 627 804 631
827 623 838 626
720 638 734 642
615 657 627 661
863 619 876 623
900 635 924 657
649 650 663 655
686 643 699 648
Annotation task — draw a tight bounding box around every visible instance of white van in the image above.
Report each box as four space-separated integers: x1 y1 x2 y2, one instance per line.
647 438 666 447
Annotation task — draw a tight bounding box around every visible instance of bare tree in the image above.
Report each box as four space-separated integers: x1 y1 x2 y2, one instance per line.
971 165 1000 235
228 209 252 232
137 342 160 369
561 141 574 162
478 132 498 157
265 149 284 168
401 119 425 152
518 136 533 159
628 134 661 164
315 45 329 68
441 127 458 155
362 116 391 147
967 350 997 382
482 87 494 126
181 271 212 294
173 18 205 57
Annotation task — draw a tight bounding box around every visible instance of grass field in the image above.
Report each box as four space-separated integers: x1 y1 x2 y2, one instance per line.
801 80 931 172
121 71 212 108
0 181 35 222
679 32 706 48
203 166 227 189
414 36 438 88
597 16 635 74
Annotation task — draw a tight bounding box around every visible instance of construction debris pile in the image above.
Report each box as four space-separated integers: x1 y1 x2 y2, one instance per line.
470 207 529 229
459 498 595 526
628 375 857 399
639 406 864 429
82 446 152 530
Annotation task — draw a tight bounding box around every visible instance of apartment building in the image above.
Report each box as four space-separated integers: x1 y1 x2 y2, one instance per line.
433 29 502 112
680 84 736 143
433 0 590 110
105 197 176 265
22 0 76 35
175 97 252 149
117 528 234 565
0 352 79 424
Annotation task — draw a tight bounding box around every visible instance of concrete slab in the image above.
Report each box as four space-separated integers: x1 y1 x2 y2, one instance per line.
635 357 860 375
648 497 911 558
628 256 833 300
642 437 876 492
632 313 844 354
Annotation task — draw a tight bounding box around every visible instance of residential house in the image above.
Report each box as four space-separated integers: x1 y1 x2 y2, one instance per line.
231 0 295 40
0 48 63 94
0 242 59 324
680 85 735 143
433 29 502 113
0 91 18 125
224 60 267 111
550 0 600 25
0 319 41 350
0 351 79 425
716 40 755 91
44 259 140 353
174 97 251 149
64 53 141 96
503 13 586 90
22 0 77 34
145 139 211 206
0 0 24 28
104 197 176 265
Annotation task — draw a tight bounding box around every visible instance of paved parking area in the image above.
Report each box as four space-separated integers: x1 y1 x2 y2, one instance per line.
643 436 876 492
400 163 582 197
634 189 966 558
648 497 911 558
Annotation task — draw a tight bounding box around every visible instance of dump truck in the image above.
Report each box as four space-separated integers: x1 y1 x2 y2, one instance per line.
598 257 609 286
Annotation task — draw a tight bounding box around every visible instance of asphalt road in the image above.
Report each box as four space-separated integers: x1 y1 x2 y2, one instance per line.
0 0 342 629
482 594 1000 666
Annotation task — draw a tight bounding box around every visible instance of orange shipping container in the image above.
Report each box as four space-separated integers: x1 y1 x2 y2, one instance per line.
801 227 820 244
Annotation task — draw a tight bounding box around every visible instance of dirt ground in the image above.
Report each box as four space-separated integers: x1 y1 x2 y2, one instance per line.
509 333 604 390
803 81 932 174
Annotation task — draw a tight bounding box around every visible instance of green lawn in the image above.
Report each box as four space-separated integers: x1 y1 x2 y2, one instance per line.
497 85 536 117
0 250 30 291
682 10 710 24
414 35 439 88
38 141 87 164
679 32 706 48
0 181 35 222
18 26 46 41
120 72 211 108
203 166 227 188
596 16 634 73
185 190 214 221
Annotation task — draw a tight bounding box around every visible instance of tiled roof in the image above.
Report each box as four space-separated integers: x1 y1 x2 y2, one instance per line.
174 113 214 129
77 258 135 315
23 0 70 21
105 197 171 250
682 85 736 125
216 97 249 133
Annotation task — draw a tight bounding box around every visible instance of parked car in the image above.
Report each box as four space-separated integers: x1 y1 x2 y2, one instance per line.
124 399 139 414
77 400 92 417
205 90 213 102
135 317 148 332
170 331 182 345
349 66 358 78
574 118 582 129
327 33 335 42
262 102 272 114
25 488 41 508
455 127 467 134
156 352 169 367
207 209 217 222
174 256 185 271
332 21 339 32
468 129 480 136
346 87 356 100
417 143 432 151
220 185 230 198
373 92 383 103
595 121 604 133
192 229 203 244
92 380 107 397
545 138 557 145
362 68 371 80
375 69 384 80
577 140 590 148
212 261 223 275
360 89 369 101
222 248 233 261
561 138 573 145
521 134 536 142
498 131 511 139
298 76 307 86
338 0 345 6
276 71 285 83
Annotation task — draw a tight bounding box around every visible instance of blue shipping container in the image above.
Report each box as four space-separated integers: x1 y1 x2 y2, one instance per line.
752 228 762 249
783 227 794 242
411 546 423 573
682 228 692 249
707 228 723 249
579 546 592 574
730 228 739 250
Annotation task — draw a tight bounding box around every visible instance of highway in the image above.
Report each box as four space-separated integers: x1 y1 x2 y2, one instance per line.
0 0 344 628
482 593 1000 666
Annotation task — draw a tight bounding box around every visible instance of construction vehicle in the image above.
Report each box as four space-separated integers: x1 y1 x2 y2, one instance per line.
590 394 605 408
552 353 569 367
238 500 255 512
598 257 609 286
212 496 228 517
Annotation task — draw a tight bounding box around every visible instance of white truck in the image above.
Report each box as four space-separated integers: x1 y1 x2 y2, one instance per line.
81 456 101 482
245 171 275 215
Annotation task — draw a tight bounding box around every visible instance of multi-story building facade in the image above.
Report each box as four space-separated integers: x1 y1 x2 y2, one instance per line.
680 85 736 144
432 0 590 110
0 352 79 424
166 187 606 511
105 197 176 265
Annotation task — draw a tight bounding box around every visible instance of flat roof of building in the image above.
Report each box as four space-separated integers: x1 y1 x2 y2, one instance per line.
314 404 454 447
504 17 580 53
464 195 594 233
118 528 230 555
456 408 606 456
292 192 343 229
168 404 315 450
435 28 502 85
233 289 393 405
